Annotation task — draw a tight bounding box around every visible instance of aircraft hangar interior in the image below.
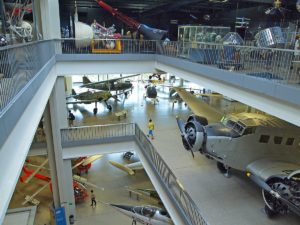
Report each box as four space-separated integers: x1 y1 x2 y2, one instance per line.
1 1 300 225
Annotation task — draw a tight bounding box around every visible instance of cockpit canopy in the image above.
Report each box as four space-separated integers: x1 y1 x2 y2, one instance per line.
221 116 256 136
134 206 156 217
133 206 171 218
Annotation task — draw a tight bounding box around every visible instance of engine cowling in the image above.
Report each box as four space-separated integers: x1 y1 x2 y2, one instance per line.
262 174 300 217
182 115 207 153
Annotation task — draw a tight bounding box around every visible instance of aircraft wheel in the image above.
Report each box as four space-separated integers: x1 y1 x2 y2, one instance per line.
93 108 98 115
107 105 112 111
264 205 278 218
217 162 230 176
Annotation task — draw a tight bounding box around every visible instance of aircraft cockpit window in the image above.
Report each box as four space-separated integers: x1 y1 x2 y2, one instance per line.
259 135 270 143
225 119 236 128
243 127 255 135
141 206 156 217
159 210 170 218
286 138 295 146
274 136 283 144
233 122 245 135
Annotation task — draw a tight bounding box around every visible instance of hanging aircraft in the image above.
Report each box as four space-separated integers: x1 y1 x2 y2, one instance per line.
20 155 103 205
67 89 119 114
109 160 143 176
80 74 139 94
102 203 173 225
174 87 300 218
144 85 158 103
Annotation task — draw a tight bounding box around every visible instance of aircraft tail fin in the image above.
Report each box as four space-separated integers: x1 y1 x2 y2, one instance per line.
72 89 76 96
83 76 92 84
109 160 135 175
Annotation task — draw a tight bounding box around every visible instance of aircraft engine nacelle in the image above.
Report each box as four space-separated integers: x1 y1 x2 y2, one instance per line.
262 172 300 217
178 115 207 153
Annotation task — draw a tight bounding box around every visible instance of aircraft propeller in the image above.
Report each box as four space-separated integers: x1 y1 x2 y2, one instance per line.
176 116 195 158
247 172 300 216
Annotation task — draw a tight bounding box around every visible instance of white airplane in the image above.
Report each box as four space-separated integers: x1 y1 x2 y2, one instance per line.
103 203 173 225
174 87 300 218
109 160 143 176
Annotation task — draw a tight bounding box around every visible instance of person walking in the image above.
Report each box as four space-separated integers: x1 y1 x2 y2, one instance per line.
90 190 96 208
68 110 75 127
147 119 155 140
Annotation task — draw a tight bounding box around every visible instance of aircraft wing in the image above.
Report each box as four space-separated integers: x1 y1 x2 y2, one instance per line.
109 160 143 175
173 87 223 123
72 155 103 169
246 159 300 182
246 159 300 216
66 99 98 104
80 74 140 88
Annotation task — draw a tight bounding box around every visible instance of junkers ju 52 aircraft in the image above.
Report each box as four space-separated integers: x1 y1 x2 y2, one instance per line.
174 87 300 218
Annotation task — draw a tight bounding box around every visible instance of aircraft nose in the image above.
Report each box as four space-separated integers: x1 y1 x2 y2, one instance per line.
110 204 134 213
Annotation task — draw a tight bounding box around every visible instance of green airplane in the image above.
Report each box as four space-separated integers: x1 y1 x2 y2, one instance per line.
67 89 118 114
80 74 139 94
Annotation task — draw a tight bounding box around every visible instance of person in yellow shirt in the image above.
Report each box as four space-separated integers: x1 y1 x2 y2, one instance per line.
147 119 155 140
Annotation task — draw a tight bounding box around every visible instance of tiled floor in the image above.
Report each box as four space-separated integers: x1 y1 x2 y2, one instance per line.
9 80 299 225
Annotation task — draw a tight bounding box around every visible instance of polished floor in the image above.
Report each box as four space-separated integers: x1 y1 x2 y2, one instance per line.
10 80 299 225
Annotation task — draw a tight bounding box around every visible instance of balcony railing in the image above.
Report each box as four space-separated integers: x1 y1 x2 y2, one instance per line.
54 38 300 84
1 38 299 116
0 40 55 115
59 123 209 225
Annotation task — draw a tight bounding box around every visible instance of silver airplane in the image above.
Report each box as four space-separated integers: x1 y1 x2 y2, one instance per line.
174 87 300 218
104 203 173 225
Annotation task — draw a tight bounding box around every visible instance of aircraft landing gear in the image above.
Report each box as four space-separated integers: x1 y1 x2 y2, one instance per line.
104 101 112 111
93 102 98 115
264 205 279 218
217 162 231 178
93 108 98 115
132 219 137 225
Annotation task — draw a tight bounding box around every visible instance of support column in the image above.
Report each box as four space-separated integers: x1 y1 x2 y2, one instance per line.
45 77 74 223
65 77 73 96
39 0 61 39
44 102 60 208
63 159 76 217
179 78 184 87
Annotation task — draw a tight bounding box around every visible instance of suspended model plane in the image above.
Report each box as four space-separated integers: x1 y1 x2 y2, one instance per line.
67 89 120 114
109 160 143 176
20 155 103 205
174 87 300 218
102 203 173 225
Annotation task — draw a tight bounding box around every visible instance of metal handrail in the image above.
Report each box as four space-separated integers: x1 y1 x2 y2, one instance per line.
0 40 55 115
1 38 299 116
134 124 209 225
61 123 135 145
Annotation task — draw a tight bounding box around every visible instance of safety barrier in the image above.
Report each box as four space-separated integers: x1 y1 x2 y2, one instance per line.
0 40 55 115
1 38 299 115
60 123 209 225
